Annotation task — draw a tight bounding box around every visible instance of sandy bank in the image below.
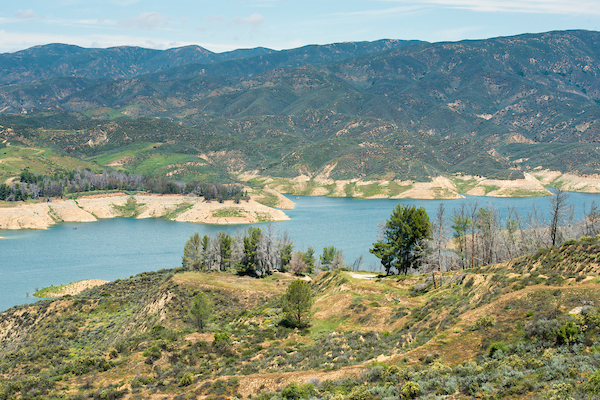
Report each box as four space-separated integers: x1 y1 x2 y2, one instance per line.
0 194 291 230
532 170 600 193
36 280 109 298
247 172 555 199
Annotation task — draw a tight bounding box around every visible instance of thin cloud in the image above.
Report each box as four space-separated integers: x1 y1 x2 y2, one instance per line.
376 0 600 15
118 12 172 30
327 5 424 18
204 15 225 24
229 13 266 29
13 9 35 19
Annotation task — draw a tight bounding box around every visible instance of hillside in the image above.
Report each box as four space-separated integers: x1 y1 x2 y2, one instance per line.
3 235 600 399
0 30 599 194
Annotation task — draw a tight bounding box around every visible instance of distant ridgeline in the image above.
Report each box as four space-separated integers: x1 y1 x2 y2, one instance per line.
0 169 249 202
0 30 600 185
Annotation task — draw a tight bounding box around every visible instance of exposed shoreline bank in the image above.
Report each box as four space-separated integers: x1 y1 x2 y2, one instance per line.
33 279 110 298
243 170 600 199
0 192 292 230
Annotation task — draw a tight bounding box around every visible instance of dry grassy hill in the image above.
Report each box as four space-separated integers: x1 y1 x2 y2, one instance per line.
3 236 600 399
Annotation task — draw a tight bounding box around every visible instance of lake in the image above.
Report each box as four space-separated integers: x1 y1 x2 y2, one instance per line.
2 192 600 312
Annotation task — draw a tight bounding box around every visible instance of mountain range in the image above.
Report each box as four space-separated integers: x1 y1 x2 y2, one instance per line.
0 30 598 186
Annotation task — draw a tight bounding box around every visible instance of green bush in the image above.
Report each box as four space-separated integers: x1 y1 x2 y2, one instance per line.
585 370 600 395
488 342 509 358
557 321 579 345
179 372 193 387
400 381 420 399
347 385 372 400
213 332 233 355
281 381 314 400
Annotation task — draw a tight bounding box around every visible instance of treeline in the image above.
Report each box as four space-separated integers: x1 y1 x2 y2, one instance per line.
0 168 249 202
423 191 600 273
182 226 355 277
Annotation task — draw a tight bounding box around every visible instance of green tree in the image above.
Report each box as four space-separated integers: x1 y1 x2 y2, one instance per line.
300 246 315 274
321 246 336 269
189 292 212 331
282 280 313 328
239 226 262 275
218 232 232 270
370 204 431 275
182 233 202 270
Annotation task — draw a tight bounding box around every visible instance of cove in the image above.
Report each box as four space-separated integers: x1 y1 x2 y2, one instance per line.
1 192 600 312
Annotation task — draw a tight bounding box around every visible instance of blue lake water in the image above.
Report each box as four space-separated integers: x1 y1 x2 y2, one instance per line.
1 192 600 312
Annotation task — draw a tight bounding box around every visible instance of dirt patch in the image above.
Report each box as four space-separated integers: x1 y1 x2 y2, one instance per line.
185 332 214 343
234 365 365 398
40 280 109 297
533 170 600 193
0 195 290 230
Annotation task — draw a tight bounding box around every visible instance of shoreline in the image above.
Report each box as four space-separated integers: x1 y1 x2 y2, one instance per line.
0 193 292 230
243 170 600 199
34 279 109 298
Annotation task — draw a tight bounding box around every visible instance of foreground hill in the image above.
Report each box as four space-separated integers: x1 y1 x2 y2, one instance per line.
0 31 599 194
2 235 600 399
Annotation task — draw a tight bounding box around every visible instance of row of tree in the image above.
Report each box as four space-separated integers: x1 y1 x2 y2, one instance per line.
0 168 249 202
371 190 600 275
181 226 350 277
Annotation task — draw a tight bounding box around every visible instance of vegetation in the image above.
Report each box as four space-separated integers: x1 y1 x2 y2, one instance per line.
370 204 432 275
0 167 249 202
189 292 213 332
281 280 313 328
3 234 600 398
2 31 600 188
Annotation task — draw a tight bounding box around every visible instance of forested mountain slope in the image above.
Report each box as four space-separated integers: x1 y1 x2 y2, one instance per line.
0 31 599 189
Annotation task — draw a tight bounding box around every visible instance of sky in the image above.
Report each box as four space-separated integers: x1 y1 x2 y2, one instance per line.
1 0 600 54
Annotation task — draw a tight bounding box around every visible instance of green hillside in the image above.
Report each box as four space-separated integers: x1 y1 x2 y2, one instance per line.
3 235 600 399
0 31 599 186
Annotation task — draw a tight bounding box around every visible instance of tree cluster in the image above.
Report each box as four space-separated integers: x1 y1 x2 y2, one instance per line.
181 226 294 277
182 228 351 278
0 168 249 202
372 191 600 275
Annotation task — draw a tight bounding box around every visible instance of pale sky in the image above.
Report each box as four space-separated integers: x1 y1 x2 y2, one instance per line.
1 0 600 54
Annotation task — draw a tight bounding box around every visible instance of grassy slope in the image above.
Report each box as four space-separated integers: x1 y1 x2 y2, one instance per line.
2 237 600 399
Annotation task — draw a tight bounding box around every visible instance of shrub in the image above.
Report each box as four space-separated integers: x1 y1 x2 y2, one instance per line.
489 342 509 358
281 382 314 400
585 370 600 395
213 332 233 355
468 315 496 331
179 372 193 387
347 385 372 400
400 381 420 399
557 321 579 345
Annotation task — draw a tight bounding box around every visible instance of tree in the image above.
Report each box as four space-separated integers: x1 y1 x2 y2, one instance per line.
320 246 336 269
330 250 346 270
282 280 313 328
300 246 315 274
289 252 308 275
279 231 294 271
430 203 449 272
182 233 202 270
451 205 470 269
239 226 262 276
370 204 432 275
189 292 212 331
218 232 232 270
549 189 571 247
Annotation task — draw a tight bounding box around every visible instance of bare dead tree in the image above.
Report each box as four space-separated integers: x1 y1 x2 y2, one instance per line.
427 202 451 274
548 189 571 247
468 200 479 268
583 201 600 237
